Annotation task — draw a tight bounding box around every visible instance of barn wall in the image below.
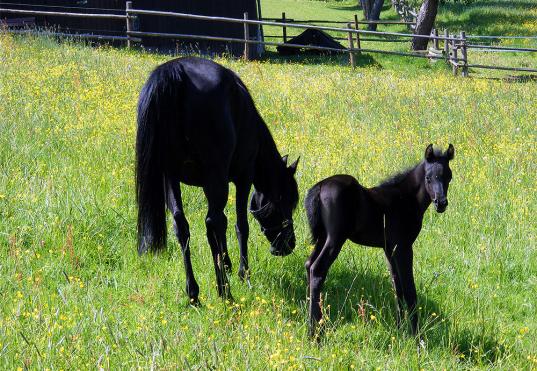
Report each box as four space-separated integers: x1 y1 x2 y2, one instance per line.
134 0 261 57
0 0 262 57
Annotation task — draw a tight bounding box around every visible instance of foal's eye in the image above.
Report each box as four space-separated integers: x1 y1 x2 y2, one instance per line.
425 176 431 183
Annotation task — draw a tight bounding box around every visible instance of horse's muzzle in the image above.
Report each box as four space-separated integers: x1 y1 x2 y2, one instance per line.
269 225 295 256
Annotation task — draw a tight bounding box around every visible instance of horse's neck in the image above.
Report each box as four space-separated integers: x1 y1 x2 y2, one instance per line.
253 122 284 196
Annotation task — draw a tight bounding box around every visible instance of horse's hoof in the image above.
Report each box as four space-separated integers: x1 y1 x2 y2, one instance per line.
238 268 251 286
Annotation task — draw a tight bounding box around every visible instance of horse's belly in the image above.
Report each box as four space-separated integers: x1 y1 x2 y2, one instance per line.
179 160 204 186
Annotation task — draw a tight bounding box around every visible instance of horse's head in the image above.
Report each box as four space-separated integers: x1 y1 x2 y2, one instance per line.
423 144 454 213
249 156 299 256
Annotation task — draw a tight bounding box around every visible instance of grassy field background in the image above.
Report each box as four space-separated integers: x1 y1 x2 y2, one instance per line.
1 1 536 369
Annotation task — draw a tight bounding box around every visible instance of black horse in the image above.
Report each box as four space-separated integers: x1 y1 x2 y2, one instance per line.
304 144 454 336
136 57 299 303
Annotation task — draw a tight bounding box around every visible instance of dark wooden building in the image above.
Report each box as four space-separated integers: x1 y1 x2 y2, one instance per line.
0 1 263 57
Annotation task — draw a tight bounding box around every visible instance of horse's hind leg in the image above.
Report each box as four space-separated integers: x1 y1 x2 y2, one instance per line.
203 179 233 300
166 175 199 305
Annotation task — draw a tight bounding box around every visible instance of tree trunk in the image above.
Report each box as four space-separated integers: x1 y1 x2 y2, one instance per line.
412 0 439 50
367 0 385 31
360 0 373 20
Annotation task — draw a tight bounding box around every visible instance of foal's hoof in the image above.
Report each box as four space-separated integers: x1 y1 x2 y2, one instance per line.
188 297 201 307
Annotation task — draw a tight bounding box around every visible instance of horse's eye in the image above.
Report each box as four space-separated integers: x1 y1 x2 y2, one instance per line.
425 176 431 183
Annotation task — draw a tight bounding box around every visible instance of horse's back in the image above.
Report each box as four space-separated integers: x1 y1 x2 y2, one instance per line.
144 57 260 184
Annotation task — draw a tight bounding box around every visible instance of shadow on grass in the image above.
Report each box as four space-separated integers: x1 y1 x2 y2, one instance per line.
260 50 381 68
264 251 507 365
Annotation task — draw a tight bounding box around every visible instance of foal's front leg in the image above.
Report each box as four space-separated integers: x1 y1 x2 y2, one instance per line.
235 180 252 283
388 246 418 335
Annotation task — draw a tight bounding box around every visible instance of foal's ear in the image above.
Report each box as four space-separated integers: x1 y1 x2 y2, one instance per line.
424 144 435 162
282 155 289 165
445 144 455 161
288 157 300 175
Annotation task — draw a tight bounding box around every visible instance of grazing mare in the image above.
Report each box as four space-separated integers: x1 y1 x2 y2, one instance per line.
304 144 454 336
136 57 299 304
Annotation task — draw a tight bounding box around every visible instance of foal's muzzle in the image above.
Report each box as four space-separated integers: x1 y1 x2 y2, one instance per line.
434 198 448 213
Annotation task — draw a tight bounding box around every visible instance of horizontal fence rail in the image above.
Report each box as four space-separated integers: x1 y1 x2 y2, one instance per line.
126 8 454 41
1 3 535 76
0 7 126 19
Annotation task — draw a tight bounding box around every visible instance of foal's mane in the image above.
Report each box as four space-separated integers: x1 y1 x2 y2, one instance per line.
377 148 444 188
378 164 420 188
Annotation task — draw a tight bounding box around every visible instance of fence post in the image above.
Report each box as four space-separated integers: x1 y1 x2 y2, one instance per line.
243 12 250 60
347 23 355 68
126 1 132 48
444 29 449 61
452 37 458 76
354 14 361 55
282 12 287 43
432 28 439 50
460 30 468 77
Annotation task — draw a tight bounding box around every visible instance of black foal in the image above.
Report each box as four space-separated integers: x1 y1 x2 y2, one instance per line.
304 144 454 336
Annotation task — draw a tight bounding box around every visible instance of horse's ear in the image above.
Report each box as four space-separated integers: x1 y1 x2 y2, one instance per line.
445 144 455 161
424 144 435 162
282 155 289 165
288 156 300 175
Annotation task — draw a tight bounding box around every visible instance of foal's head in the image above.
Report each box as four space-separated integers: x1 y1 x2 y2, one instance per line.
423 144 455 213
249 156 299 256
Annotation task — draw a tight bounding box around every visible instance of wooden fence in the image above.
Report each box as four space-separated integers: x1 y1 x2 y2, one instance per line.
1 3 536 76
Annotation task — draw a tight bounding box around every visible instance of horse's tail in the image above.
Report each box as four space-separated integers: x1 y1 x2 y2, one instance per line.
135 65 181 254
305 183 325 244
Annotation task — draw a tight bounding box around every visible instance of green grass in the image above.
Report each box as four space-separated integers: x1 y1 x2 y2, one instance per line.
1 33 536 369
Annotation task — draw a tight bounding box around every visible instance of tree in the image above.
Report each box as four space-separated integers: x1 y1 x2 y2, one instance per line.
360 0 385 31
412 0 439 50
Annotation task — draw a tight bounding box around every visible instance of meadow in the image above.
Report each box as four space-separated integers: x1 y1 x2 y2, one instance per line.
0 28 536 370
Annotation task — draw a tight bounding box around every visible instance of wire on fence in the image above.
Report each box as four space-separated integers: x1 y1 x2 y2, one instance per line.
467 44 537 53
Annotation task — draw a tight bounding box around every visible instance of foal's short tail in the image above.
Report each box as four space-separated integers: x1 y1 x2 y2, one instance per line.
135 65 181 254
305 184 324 243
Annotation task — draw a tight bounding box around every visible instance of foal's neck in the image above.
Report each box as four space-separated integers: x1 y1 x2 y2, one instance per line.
385 161 431 214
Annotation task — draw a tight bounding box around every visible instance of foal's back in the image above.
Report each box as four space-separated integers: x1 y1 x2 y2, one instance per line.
305 174 384 247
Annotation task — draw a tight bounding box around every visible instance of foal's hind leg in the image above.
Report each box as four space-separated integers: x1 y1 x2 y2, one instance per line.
305 235 326 292
308 236 345 338
203 179 233 300
166 176 199 305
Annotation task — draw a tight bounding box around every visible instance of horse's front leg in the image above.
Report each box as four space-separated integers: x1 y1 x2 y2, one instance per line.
203 180 233 301
390 245 418 335
235 180 252 283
